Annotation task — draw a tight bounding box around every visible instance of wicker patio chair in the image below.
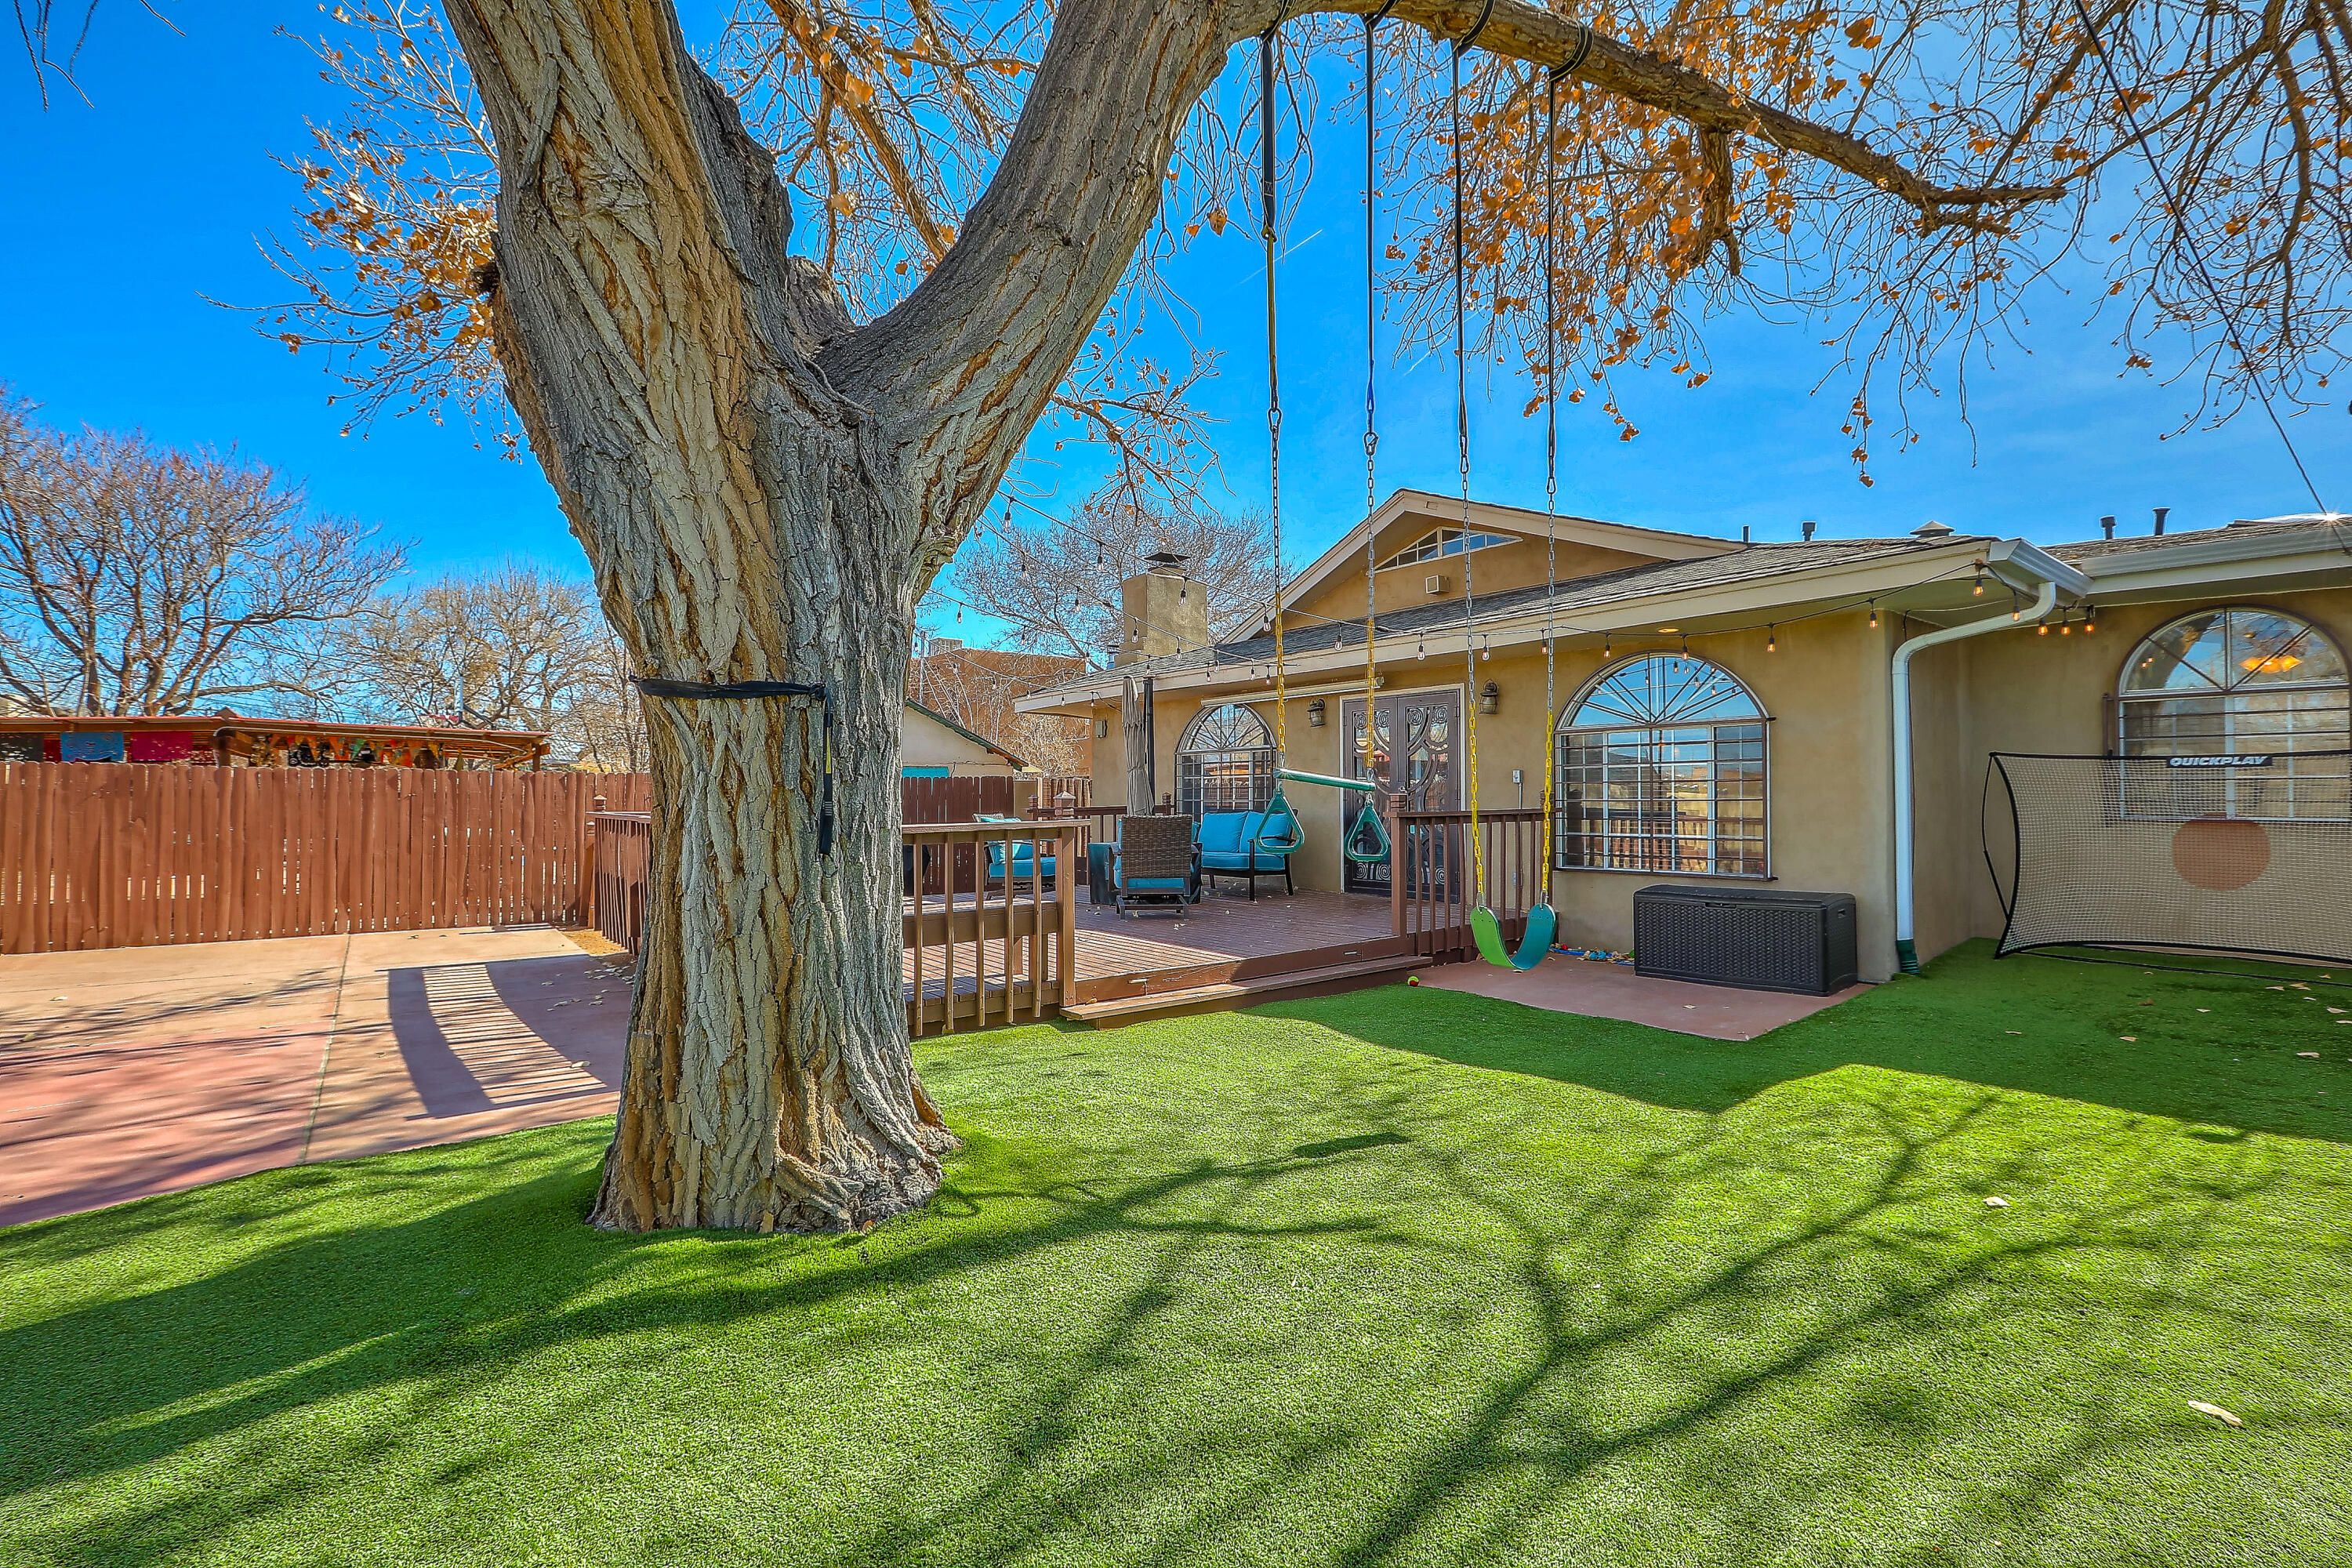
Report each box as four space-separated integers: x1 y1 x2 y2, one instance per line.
1112 813 1198 917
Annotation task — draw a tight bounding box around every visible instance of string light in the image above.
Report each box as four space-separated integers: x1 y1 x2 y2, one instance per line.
1867 601 1878 630
2037 619 2050 636
2083 606 2098 634
1973 566 1985 597
1767 626 1778 653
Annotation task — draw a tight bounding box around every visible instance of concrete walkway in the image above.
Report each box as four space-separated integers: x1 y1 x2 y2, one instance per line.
1421 955 1866 1040
0 927 633 1228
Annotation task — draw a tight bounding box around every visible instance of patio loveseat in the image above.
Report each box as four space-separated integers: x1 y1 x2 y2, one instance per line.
1196 810 1295 900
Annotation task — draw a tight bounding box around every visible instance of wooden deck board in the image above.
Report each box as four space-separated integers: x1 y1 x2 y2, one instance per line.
902 887 1396 1002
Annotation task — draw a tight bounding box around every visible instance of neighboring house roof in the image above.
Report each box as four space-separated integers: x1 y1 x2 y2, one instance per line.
902 699 1030 771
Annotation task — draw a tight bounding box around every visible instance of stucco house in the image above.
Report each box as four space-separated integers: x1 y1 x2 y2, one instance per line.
899 699 1032 778
1014 488 2352 982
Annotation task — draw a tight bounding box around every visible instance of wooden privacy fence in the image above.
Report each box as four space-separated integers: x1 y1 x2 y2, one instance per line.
899 772 1091 825
1392 808 1548 961
587 811 652 956
0 763 650 955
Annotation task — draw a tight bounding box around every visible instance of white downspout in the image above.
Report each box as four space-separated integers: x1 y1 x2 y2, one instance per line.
1891 576 2059 975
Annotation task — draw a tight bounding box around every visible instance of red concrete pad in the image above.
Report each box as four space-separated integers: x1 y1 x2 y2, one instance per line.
0 927 633 1228
1419 954 1866 1040
303 927 631 1163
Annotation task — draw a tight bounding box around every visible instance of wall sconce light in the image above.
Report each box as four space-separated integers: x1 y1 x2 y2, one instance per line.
1094 719 1110 739
1306 699 1327 727
1478 681 1501 716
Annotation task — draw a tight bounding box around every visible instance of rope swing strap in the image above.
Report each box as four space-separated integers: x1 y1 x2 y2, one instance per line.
1361 2 1393 784
631 676 836 855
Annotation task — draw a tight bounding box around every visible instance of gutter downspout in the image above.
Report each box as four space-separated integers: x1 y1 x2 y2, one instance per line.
1890 576 2059 975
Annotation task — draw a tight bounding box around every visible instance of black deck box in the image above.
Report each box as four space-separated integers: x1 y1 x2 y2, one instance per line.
1632 885 1859 996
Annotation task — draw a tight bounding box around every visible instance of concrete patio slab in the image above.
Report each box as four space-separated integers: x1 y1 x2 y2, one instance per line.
1420 954 1867 1040
0 927 633 1228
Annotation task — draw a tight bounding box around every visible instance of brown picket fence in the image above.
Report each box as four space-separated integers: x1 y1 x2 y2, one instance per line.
0 763 651 955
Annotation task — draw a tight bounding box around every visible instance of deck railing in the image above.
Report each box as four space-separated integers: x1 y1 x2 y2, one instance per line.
902 822 1080 1036
588 811 1080 1033
1391 808 1550 961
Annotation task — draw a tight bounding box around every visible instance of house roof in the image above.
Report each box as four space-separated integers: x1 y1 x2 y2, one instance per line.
1238 488 1741 637
1020 533 2011 709
2047 515 2352 561
902 699 1031 770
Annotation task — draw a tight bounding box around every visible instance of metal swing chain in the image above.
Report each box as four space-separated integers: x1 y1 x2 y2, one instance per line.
1362 5 1389 780
1260 16 1288 768
1451 7 1489 906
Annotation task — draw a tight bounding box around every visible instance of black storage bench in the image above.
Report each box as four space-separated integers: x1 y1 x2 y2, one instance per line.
1632 885 1858 996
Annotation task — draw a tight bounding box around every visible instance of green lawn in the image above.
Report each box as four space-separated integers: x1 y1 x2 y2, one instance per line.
5 941 2350 1567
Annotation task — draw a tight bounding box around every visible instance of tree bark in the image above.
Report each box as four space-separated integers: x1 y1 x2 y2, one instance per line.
441 0 2012 1232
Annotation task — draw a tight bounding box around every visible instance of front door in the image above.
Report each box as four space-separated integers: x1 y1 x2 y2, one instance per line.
1341 688 1461 895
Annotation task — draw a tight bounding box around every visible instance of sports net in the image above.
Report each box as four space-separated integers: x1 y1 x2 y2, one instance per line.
1988 751 2352 962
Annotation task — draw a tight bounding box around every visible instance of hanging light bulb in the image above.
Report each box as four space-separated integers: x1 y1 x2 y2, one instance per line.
1602 633 1612 659
1417 641 1426 660
2037 620 2050 636
1479 636 1491 662
2083 607 2098 634
2009 590 2022 623
1867 601 1879 630
1767 626 1778 653
1972 566 1985 597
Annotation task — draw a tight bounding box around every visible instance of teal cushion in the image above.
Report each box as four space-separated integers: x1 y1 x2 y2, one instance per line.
1199 851 1259 871
1196 813 1246 854
1121 876 1189 891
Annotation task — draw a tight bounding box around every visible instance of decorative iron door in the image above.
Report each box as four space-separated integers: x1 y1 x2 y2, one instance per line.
1341 689 1461 895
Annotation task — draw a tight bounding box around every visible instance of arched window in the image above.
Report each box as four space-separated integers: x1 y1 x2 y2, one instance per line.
2118 606 2349 757
1555 655 1767 876
1178 702 1275 817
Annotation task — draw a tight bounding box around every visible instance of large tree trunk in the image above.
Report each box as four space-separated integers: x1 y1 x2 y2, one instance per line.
441 0 2005 1232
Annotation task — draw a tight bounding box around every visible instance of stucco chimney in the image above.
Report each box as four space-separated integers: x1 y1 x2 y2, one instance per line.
1113 551 1208 666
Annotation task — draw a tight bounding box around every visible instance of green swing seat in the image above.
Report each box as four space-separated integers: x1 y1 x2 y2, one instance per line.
1471 902 1557 971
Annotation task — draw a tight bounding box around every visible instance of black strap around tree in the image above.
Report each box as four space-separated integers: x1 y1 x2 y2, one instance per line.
630 676 836 855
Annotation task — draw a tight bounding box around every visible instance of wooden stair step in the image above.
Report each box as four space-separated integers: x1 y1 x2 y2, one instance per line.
1063 954 1430 1025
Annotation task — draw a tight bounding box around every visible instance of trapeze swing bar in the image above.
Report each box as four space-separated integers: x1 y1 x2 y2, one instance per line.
1276 767 1377 793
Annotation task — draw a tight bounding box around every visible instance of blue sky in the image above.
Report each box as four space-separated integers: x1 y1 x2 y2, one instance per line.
5 4 2345 644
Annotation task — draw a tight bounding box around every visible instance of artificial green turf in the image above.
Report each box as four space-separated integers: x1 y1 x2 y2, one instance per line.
4 940 2350 1567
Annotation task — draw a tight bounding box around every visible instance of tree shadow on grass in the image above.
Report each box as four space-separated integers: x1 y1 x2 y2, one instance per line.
5 998 2350 1566
1271 940 2352 1145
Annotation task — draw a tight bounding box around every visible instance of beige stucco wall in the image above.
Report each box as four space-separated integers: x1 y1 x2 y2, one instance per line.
1102 608 1908 979
901 708 1016 772
1287 528 1668 626
1908 584 2352 962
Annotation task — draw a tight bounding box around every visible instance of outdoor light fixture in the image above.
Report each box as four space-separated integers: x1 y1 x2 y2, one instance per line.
1868 601 1879 629
1307 699 1327 727
1479 681 1501 715
2038 621 2050 636
1973 567 1985 596
1416 641 1427 659
1767 627 1778 653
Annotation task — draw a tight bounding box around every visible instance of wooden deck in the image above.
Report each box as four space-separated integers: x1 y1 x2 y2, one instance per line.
901 886 1410 1022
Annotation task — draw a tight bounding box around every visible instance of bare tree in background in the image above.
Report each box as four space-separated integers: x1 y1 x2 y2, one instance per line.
12 1 169 106
907 639 1089 772
949 491 1279 662
0 393 405 716
322 563 646 768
